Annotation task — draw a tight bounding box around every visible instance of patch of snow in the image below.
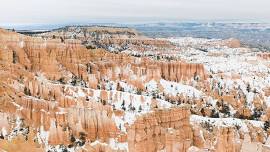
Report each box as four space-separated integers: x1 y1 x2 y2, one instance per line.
109 138 128 151
190 115 264 133
160 79 202 98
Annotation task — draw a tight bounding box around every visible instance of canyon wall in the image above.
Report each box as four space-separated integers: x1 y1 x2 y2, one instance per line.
1 26 268 152
127 107 193 152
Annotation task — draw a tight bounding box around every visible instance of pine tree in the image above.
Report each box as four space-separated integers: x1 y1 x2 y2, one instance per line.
247 84 251 92
138 105 142 112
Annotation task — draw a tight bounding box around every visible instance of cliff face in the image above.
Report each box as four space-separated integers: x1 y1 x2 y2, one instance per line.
258 53 270 60
158 62 206 81
223 38 241 48
1 26 270 152
67 107 118 141
127 107 193 152
0 28 208 151
1 28 206 82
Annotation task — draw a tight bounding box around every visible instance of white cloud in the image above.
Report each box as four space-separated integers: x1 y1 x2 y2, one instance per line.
0 0 269 24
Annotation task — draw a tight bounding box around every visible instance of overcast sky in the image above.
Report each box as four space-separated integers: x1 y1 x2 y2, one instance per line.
0 0 269 24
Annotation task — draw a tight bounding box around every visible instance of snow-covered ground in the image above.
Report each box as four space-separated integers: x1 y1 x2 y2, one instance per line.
190 115 264 133
167 37 270 114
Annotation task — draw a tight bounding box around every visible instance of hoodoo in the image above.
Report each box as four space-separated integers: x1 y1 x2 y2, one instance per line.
0 25 270 152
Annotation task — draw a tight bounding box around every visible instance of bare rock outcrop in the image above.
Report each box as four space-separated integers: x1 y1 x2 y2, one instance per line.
127 107 193 152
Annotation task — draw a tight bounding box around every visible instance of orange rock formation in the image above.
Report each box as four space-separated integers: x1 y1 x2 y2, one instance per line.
127 107 193 152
